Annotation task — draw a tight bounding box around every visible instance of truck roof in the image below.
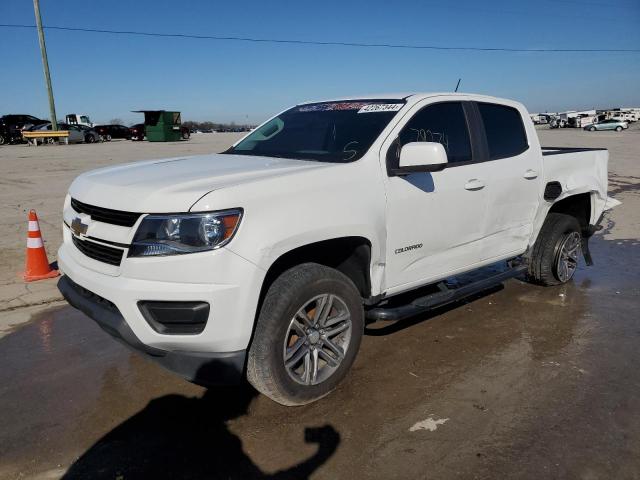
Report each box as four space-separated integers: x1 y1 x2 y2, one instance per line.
299 92 514 105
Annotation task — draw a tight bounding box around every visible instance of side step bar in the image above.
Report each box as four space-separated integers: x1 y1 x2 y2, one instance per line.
366 264 528 322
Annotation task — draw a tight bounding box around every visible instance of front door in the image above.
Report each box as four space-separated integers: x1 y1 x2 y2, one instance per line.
382 100 490 293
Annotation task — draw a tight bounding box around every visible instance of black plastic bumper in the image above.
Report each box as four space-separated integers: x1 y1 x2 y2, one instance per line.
57 275 246 385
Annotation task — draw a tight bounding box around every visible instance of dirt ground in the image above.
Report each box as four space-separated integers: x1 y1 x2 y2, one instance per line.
0 126 639 479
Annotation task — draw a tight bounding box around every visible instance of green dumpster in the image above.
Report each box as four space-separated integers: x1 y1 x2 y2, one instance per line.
134 110 182 142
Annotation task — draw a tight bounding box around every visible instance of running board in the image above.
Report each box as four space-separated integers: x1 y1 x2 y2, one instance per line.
366 264 528 322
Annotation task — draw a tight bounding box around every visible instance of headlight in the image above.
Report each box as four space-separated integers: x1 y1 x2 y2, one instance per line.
128 209 242 257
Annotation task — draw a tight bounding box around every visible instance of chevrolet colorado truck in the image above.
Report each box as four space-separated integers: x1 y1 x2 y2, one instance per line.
58 93 618 406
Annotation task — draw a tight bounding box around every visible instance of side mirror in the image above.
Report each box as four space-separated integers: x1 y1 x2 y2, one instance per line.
398 142 448 173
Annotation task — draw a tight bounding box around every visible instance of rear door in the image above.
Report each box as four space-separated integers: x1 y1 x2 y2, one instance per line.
474 102 542 260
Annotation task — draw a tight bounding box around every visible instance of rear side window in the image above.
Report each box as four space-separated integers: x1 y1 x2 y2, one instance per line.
478 103 528 159
395 102 472 163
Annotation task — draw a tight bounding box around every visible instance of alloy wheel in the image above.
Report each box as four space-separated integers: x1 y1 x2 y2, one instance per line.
555 231 581 282
283 294 352 386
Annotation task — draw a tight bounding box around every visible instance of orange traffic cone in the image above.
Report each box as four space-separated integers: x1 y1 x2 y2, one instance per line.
23 209 59 282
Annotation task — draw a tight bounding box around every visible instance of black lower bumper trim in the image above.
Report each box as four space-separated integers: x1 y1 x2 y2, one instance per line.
57 275 246 385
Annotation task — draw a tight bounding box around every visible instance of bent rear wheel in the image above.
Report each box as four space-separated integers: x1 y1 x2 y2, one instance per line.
528 213 582 286
247 263 363 406
555 231 581 283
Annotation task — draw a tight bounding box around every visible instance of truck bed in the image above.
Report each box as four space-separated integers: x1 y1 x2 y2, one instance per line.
539 146 610 228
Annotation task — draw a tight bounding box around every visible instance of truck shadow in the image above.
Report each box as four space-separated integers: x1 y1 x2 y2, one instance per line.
63 370 340 479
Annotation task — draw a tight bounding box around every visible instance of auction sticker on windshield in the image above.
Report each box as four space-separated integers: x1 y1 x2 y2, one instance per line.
298 102 368 112
358 104 404 113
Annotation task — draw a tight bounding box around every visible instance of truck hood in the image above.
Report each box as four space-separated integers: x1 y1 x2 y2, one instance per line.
69 153 329 212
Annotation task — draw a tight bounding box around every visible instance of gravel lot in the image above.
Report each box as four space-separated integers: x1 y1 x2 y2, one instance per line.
0 125 638 479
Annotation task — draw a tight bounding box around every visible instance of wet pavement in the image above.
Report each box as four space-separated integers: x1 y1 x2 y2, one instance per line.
1 228 639 479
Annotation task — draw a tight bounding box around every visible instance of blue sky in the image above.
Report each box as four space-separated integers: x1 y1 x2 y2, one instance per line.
2 0 639 125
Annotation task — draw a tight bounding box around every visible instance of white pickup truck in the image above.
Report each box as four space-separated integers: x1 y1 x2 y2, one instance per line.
58 93 618 405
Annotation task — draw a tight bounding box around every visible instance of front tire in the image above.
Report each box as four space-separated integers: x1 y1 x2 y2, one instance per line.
247 263 364 406
528 213 582 286
589 126 596 131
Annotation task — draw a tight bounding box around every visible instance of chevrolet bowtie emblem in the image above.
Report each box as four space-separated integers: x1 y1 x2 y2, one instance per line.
71 217 89 236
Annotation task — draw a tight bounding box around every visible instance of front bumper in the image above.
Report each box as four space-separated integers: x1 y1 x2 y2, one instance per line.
58 235 265 352
58 275 246 385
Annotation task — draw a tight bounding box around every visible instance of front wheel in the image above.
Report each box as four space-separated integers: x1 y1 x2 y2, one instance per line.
589 126 596 131
528 213 582 286
247 263 363 406
615 126 623 132
85 134 95 143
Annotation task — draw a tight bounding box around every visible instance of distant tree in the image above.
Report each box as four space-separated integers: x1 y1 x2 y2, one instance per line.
182 119 257 132
109 118 123 125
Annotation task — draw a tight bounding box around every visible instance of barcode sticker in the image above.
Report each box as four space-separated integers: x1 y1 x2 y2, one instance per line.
358 104 404 113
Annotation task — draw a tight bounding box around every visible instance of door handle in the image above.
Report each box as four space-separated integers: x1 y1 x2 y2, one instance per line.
524 169 539 179
464 179 485 191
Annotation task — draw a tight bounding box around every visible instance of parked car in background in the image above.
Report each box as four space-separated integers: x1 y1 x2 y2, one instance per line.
74 124 102 143
0 114 48 144
549 117 567 129
95 124 131 141
31 123 95 144
129 123 145 141
65 114 94 127
0 122 10 145
584 119 628 132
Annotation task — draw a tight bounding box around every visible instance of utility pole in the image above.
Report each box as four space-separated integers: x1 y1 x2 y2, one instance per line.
33 0 58 130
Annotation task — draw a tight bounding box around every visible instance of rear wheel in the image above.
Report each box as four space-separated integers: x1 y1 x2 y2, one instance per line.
615 126 623 132
528 213 582 286
182 130 190 140
589 126 596 131
85 134 95 143
0 133 5 145
247 263 364 406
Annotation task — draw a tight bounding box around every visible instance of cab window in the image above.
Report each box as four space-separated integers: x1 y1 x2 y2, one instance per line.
389 102 472 168
477 103 528 160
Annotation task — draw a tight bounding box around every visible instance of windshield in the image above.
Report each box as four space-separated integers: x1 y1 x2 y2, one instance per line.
225 100 405 162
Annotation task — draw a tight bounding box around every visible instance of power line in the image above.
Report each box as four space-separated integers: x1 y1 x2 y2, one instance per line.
2 23 639 53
